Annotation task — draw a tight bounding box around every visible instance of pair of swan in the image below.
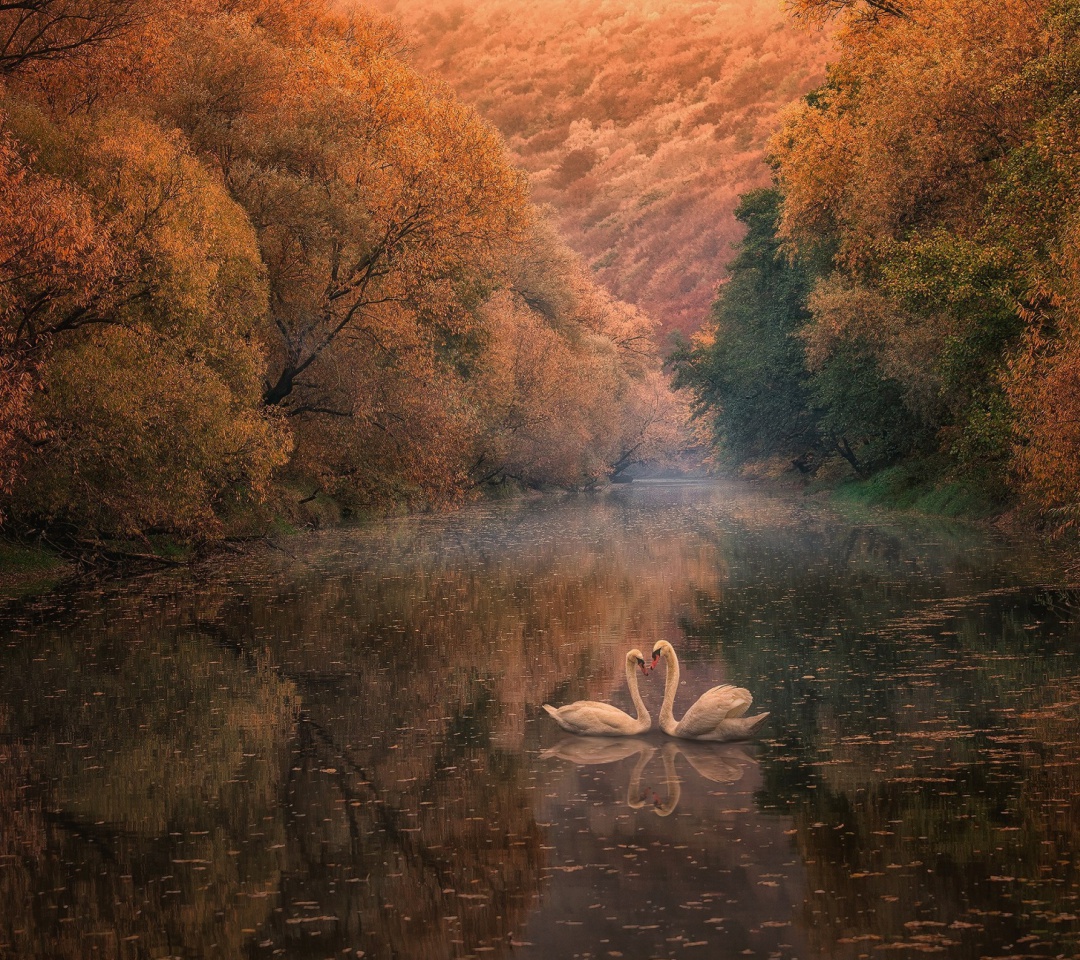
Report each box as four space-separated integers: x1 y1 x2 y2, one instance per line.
542 640 769 741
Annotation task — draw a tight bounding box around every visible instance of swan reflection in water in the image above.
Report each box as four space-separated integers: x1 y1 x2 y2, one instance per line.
650 740 758 815
542 737 759 815
542 737 657 808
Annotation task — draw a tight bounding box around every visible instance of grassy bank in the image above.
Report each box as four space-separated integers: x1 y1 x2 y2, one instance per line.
816 460 1009 522
0 542 74 600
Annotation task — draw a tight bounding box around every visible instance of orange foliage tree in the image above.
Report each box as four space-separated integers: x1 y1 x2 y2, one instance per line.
0 123 115 506
150 3 534 507
0 0 694 539
469 219 693 489
0 0 139 74
1 104 289 539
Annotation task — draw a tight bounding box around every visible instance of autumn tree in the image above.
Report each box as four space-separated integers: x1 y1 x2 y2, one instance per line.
1 104 288 540
147 5 537 509
0 123 113 506
468 217 691 490
786 0 908 23
766 0 1080 506
0 0 695 540
0 0 139 74
996 0 1080 527
383 0 832 337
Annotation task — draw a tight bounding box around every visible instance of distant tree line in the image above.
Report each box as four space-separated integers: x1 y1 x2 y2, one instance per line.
675 0 1080 529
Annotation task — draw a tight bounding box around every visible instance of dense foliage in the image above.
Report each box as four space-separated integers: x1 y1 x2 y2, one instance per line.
0 0 689 546
377 0 832 337
678 0 1080 527
672 190 819 467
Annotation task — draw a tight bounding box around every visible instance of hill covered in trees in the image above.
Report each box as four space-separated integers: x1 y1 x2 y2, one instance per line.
0 0 688 551
376 0 832 337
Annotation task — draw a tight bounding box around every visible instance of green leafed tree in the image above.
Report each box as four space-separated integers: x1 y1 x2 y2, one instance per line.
673 188 822 471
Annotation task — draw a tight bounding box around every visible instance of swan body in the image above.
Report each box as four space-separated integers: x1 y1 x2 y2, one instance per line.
650 640 769 742
542 649 651 736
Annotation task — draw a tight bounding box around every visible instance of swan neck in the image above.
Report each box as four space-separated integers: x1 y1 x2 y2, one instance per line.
659 648 680 734
627 745 655 808
626 659 650 726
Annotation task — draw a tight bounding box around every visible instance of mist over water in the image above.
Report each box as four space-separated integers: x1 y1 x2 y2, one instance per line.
1 481 1079 958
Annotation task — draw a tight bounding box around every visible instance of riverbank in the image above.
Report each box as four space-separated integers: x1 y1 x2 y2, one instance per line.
0 542 75 600
816 461 1008 522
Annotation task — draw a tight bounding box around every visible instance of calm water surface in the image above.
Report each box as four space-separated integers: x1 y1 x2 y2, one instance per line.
2 481 1079 959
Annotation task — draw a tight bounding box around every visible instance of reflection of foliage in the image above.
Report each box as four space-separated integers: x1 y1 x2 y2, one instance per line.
0 606 297 958
248 703 543 959
784 701 1080 958
3 488 1079 957
678 522 1080 957
5 490 729 957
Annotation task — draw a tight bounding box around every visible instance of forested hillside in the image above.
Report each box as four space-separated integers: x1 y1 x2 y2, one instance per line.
676 0 1080 529
0 0 688 551
376 0 832 336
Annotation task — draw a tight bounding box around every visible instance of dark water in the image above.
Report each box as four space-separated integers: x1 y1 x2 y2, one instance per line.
1 481 1079 959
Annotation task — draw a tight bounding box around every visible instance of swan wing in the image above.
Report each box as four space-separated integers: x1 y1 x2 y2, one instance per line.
676 742 758 783
542 736 651 764
690 713 770 742
674 685 754 738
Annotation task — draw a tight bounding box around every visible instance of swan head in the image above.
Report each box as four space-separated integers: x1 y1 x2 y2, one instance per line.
650 639 674 671
626 648 649 675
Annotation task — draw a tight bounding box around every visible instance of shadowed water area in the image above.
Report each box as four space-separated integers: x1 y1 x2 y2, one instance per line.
1 481 1079 959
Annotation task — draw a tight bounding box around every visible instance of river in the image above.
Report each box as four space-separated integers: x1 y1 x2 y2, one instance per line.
1 480 1078 958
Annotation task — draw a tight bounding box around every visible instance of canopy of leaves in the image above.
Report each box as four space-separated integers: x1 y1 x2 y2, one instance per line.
673 189 819 466
766 0 1080 519
0 0 693 543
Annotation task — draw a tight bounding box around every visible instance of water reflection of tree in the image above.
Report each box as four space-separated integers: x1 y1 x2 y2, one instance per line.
0 570 554 959
184 499 736 953
3 487 1077 958
6 493 715 960
0 609 295 959
240 665 546 958
679 535 1080 960
784 701 1080 958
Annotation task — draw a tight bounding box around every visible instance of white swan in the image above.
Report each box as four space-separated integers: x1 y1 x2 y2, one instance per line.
542 649 651 736
650 640 769 741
